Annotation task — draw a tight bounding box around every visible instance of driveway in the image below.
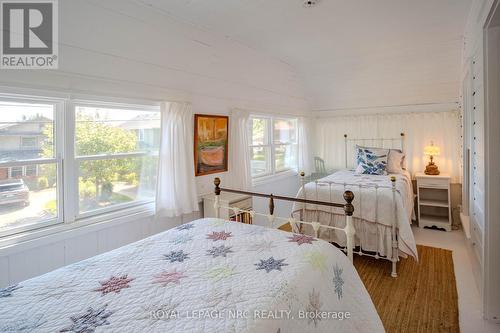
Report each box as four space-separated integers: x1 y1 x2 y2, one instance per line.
0 188 56 231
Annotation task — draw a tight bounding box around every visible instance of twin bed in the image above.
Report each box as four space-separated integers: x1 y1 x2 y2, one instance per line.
293 134 417 277
293 169 418 276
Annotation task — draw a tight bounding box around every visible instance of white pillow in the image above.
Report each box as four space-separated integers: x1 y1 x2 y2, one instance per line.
387 150 406 174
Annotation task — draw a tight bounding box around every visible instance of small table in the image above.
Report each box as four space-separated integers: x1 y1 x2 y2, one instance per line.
415 172 452 231
202 192 253 224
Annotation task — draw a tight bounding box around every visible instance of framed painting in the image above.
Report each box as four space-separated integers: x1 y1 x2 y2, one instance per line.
194 114 229 176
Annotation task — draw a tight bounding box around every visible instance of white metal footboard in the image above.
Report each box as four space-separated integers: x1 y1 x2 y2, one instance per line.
298 173 400 277
213 178 357 263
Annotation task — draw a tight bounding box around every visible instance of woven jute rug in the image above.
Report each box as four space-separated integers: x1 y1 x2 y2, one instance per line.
354 245 459 333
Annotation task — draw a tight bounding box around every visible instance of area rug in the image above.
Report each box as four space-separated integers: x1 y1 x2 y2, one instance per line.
354 245 459 333
277 224 460 332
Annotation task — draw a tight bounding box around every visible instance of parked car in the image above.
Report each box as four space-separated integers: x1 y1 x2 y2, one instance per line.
0 179 30 207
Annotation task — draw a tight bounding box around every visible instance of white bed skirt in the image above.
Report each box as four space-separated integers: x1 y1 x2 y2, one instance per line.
293 210 413 259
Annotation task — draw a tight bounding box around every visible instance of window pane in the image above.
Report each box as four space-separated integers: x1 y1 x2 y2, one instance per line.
0 163 58 233
273 118 297 144
75 106 161 156
10 166 23 178
274 144 298 172
78 156 158 213
250 147 270 176
0 101 54 162
25 165 37 177
251 118 269 145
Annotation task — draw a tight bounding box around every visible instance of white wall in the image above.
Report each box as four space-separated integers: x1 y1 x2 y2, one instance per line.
252 174 301 227
0 0 308 287
314 110 462 181
461 0 498 322
0 209 201 288
0 0 308 199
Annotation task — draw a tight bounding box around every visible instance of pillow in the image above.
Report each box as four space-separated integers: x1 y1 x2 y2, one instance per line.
387 150 406 174
355 146 389 175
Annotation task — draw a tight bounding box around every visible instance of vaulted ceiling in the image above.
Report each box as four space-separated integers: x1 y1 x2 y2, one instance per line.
139 0 472 113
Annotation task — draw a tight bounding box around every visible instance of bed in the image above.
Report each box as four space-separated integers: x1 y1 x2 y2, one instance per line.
292 134 418 277
0 218 384 333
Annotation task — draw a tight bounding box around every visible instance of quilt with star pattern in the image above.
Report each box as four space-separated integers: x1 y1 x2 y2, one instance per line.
0 218 384 333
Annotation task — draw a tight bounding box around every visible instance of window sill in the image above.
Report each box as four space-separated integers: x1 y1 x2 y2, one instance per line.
252 169 298 187
0 203 156 255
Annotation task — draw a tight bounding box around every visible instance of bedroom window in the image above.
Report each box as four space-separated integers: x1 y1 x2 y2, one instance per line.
0 94 161 238
74 105 160 217
0 100 61 237
249 116 298 178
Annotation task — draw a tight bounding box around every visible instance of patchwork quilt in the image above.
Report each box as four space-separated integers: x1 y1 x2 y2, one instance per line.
0 218 384 333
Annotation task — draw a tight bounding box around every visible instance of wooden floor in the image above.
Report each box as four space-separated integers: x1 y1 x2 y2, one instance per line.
278 224 459 332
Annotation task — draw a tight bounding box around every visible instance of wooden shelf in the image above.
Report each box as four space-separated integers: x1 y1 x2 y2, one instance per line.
420 215 450 224
419 199 449 208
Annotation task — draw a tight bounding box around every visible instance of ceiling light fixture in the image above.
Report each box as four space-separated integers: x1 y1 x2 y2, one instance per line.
303 0 319 8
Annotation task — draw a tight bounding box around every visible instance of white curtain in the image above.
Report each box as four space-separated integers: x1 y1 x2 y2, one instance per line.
316 110 462 182
229 109 252 190
298 116 314 176
156 102 199 217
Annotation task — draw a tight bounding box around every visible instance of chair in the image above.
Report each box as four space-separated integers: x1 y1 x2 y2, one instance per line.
311 156 329 180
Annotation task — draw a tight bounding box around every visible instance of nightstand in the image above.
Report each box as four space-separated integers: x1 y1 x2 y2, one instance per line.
202 192 253 224
415 172 452 231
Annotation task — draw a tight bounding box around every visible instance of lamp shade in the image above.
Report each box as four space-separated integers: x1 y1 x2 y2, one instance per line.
424 144 440 156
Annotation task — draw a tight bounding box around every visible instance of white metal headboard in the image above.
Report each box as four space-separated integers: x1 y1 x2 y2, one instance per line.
344 133 405 168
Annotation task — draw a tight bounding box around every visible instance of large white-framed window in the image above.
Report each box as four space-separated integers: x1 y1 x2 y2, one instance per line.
249 116 298 178
0 93 160 238
0 98 63 237
73 103 160 219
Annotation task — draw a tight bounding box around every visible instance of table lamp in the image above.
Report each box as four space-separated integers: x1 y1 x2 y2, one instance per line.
424 142 440 175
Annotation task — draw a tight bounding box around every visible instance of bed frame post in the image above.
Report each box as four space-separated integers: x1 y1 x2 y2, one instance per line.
300 171 306 221
343 190 355 263
390 176 398 277
214 177 221 219
268 194 275 227
400 132 405 153
344 134 348 168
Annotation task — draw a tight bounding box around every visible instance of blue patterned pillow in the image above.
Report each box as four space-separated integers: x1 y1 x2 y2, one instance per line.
355 146 389 175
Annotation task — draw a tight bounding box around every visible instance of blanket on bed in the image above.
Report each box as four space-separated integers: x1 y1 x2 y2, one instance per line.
0 218 384 333
293 170 418 260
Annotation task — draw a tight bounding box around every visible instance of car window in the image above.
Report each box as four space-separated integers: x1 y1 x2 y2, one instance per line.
0 184 24 192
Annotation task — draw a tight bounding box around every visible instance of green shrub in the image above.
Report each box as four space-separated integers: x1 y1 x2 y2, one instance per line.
121 173 137 185
79 179 96 199
37 177 49 190
44 200 57 215
100 182 113 201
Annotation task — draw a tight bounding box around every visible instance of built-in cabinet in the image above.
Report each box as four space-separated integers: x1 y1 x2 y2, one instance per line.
462 50 485 269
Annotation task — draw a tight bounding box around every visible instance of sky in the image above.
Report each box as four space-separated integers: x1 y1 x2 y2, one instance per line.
0 102 160 123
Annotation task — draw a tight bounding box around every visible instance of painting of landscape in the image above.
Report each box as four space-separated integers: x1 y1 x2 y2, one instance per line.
194 114 229 176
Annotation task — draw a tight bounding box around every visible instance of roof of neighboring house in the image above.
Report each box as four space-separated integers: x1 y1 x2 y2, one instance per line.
0 150 43 163
118 114 160 130
0 132 46 136
0 117 51 133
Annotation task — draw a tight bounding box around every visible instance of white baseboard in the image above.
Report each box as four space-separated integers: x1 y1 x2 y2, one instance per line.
460 212 471 239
